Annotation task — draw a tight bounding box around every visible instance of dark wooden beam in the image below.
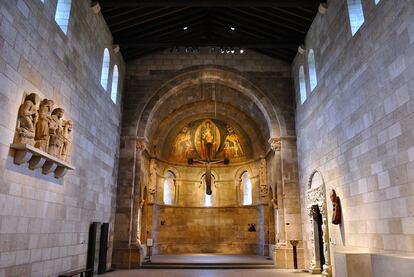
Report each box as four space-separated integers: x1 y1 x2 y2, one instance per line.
99 0 322 8
118 39 299 48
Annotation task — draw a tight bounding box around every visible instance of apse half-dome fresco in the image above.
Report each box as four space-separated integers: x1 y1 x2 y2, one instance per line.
166 119 252 164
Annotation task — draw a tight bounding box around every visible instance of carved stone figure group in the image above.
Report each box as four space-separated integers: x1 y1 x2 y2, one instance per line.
14 92 73 162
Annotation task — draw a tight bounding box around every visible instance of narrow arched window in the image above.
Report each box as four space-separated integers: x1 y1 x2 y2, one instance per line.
111 65 119 103
308 49 317 92
202 174 214 207
374 0 381 4
54 0 72 34
242 172 252 205
100 48 110 90
347 0 365 36
299 66 307 104
163 171 175 205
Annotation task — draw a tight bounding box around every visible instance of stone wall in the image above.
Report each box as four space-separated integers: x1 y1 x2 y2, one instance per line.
293 0 414 274
152 205 264 255
0 0 124 276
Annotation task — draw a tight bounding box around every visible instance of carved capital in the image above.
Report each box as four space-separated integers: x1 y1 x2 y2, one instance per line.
268 138 281 152
135 138 147 152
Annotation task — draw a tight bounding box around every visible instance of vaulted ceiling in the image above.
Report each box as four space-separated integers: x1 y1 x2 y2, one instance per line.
99 0 323 62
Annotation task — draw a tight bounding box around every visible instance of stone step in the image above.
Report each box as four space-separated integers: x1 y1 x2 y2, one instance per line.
142 262 275 269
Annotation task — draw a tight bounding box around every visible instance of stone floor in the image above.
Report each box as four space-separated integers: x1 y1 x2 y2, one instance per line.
106 254 320 276
106 269 317 277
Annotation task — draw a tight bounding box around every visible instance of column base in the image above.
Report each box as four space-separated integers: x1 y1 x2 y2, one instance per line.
112 245 143 269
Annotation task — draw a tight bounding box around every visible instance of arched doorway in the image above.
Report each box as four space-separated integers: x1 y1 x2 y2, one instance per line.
306 170 331 276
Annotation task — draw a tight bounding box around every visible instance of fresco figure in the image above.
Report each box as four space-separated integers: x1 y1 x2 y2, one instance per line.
223 126 244 158
170 126 193 161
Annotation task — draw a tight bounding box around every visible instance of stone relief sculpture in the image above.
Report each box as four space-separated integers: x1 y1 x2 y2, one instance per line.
61 120 73 162
48 108 65 158
35 99 54 151
14 93 40 145
11 93 74 178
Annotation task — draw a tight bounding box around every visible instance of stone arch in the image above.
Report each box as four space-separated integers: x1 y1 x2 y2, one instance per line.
306 170 331 277
134 65 286 141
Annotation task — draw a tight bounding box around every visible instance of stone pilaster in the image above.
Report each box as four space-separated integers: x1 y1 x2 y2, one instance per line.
112 136 147 269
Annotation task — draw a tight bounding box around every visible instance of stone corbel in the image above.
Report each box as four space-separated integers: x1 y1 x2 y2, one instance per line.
10 144 75 178
268 137 281 152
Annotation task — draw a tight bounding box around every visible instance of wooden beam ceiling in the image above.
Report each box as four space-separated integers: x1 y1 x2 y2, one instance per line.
99 1 323 61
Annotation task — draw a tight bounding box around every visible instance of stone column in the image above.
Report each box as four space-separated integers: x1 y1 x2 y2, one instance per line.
259 155 269 255
269 137 304 269
112 136 147 269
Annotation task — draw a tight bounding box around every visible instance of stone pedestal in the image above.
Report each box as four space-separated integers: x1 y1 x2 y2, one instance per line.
273 245 304 269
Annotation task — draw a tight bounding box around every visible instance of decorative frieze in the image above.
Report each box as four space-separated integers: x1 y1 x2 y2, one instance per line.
11 92 75 178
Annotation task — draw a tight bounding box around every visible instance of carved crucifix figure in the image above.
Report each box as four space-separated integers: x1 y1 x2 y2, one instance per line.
188 140 229 195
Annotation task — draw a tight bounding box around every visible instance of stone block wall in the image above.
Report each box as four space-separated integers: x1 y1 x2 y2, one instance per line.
0 0 124 276
292 0 414 273
152 205 264 255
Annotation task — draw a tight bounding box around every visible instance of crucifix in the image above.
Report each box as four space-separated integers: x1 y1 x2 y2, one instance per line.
188 138 229 195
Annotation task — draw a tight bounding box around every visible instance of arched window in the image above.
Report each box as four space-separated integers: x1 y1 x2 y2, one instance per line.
111 65 119 103
202 174 215 207
347 0 365 36
163 171 175 205
242 171 252 205
54 0 72 34
299 66 307 104
100 48 110 90
308 49 317 92
374 0 381 4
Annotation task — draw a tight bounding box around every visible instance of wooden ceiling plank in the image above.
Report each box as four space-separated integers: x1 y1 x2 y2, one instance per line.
214 9 301 40
229 7 307 34
271 7 314 22
113 7 192 33
249 7 310 28
115 9 206 38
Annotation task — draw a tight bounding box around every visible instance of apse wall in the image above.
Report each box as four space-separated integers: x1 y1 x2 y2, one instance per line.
0 1 124 276
293 0 414 275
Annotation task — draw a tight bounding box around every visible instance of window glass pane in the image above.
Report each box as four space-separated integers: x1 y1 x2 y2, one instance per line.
100 49 110 90
299 66 307 104
111 65 119 103
54 0 72 34
347 0 365 35
242 172 252 205
308 49 317 91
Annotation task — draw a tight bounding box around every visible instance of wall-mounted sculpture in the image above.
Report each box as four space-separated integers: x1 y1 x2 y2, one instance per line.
330 190 341 225
11 92 75 178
